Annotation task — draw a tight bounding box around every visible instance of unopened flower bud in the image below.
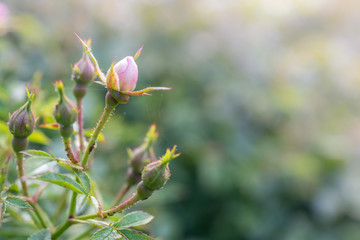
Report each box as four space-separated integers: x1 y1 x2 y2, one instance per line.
127 168 141 186
141 146 180 190
128 146 149 174
106 56 138 93
136 181 154 200
8 89 35 139
53 80 77 127
72 39 95 85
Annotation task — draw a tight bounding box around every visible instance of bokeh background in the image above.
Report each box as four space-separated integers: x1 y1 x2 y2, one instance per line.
1 0 360 239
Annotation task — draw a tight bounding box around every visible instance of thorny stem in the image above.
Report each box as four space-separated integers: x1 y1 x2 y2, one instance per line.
52 193 140 238
81 104 117 168
76 193 140 220
63 137 78 164
77 98 85 158
16 152 29 197
15 152 48 229
113 183 130 207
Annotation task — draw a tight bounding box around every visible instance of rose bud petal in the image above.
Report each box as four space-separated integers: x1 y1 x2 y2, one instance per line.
111 56 138 92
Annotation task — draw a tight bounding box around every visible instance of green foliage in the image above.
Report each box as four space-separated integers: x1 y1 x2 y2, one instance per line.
74 169 92 196
91 227 116 240
113 211 153 229
28 229 51 240
37 173 86 194
5 196 32 209
118 229 153 240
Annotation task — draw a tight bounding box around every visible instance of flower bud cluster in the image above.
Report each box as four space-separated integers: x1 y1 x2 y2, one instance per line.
137 146 180 200
53 80 78 139
8 89 35 152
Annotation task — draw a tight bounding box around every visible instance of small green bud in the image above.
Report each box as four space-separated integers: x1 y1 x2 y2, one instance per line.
141 146 180 190
136 181 154 200
53 80 77 127
8 88 35 139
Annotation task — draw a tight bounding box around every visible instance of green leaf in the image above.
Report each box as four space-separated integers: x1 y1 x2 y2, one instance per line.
113 211 154 229
37 173 85 194
22 150 53 159
0 120 10 135
0 156 11 192
28 229 51 240
71 219 109 228
28 130 51 145
74 170 91 195
7 184 20 193
1 201 6 215
5 196 33 209
118 229 153 240
91 226 116 240
55 158 84 171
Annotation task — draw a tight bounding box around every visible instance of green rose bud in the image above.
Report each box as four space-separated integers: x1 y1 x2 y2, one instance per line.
141 146 180 190
71 39 95 86
8 88 35 139
53 80 77 127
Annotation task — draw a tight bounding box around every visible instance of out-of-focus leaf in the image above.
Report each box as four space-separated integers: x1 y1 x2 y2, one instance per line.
74 169 91 195
71 219 109 228
90 196 100 213
5 196 32 209
37 173 85 194
113 211 154 229
28 229 51 240
76 194 88 213
91 226 116 240
1 201 6 215
118 229 153 240
22 150 53 159
0 201 5 228
0 156 11 192
85 129 105 143
0 121 9 135
38 123 60 130
7 184 20 194
55 158 84 171
0 87 10 103
28 130 51 145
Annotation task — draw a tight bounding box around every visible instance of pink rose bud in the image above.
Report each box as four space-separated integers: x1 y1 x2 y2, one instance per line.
106 56 138 92
72 53 95 85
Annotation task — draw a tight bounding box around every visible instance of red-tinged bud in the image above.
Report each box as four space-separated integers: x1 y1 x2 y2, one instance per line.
141 146 180 190
136 181 154 200
8 89 35 139
71 39 95 85
53 80 77 128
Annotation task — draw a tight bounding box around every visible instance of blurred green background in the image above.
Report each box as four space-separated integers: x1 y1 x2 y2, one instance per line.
1 0 360 239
